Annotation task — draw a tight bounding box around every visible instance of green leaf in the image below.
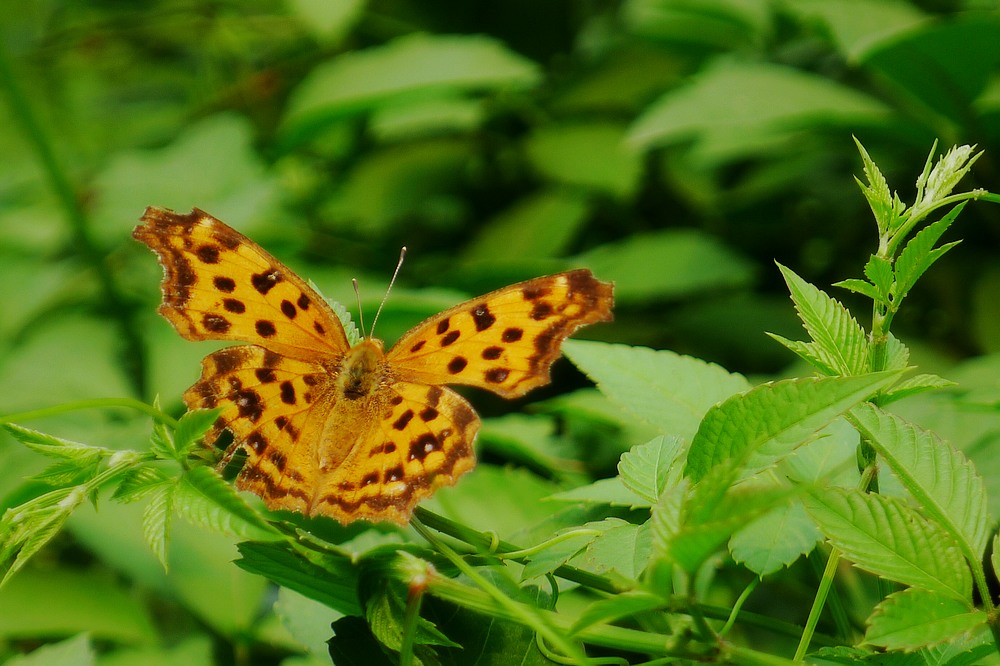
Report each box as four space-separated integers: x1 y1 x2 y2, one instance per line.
878 373 955 405
2 633 94 666
803 488 971 600
175 466 281 541
685 372 900 485
326 294 362 346
274 586 343 656
654 482 791 574
854 137 903 236
142 482 176 572
570 519 653 579
618 435 685 504
628 62 890 151
111 465 171 503
863 255 893 300
548 477 650 509
30 458 102 487
1 423 112 461
563 340 750 440
463 190 589 264
894 205 964 303
579 230 756 304
775 263 869 376
767 333 840 377
865 587 984 651
286 0 364 42
524 121 643 198
833 278 883 302
173 408 223 460
849 403 990 559
909 145 983 224
1 486 88 585
729 500 820 576
236 541 361 616
521 529 599 581
282 33 541 140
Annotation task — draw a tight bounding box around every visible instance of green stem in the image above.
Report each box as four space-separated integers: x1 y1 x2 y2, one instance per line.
413 507 628 595
0 40 147 396
0 398 179 429
794 545 841 662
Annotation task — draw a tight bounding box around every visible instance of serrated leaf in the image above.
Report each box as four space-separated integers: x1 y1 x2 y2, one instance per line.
864 255 893 300
570 519 652 579
655 482 791 573
30 458 102 486
879 373 956 405
175 466 280 540
548 477 650 508
833 278 884 302
685 371 900 486
2 423 112 460
618 435 684 504
236 541 360 615
112 465 171 503
142 483 176 572
803 488 971 600
563 340 749 439
854 138 901 236
849 403 990 559
326 294 362 346
894 205 964 304
173 408 223 459
729 499 820 576
0 486 87 586
884 333 910 371
766 333 840 376
776 263 869 376
865 587 984 651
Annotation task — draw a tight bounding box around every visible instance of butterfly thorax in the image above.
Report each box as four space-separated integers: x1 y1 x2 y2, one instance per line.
337 338 387 401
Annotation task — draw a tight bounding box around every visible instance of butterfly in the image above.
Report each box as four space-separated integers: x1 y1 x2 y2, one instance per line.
134 207 614 524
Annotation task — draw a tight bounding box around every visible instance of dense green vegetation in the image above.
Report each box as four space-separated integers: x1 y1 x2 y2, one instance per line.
3 1 1000 664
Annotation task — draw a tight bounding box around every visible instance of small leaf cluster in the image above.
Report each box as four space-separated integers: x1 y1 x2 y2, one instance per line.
0 407 278 585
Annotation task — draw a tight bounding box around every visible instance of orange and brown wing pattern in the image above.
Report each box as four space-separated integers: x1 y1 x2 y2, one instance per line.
134 207 349 360
183 344 332 514
310 382 479 524
387 269 614 399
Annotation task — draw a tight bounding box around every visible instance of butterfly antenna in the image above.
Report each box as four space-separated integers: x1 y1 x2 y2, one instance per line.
352 278 367 339
369 246 407 339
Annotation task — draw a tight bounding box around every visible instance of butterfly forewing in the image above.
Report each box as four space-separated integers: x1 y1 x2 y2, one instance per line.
387 269 614 398
134 207 350 359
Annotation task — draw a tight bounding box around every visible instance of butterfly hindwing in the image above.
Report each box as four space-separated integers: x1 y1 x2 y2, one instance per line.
307 382 479 524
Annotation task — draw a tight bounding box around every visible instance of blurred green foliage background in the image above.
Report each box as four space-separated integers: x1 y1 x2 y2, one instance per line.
2 1 1000 664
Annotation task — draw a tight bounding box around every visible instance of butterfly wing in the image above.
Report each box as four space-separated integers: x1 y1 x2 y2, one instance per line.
386 270 614 398
308 381 479 524
184 344 331 514
134 207 349 359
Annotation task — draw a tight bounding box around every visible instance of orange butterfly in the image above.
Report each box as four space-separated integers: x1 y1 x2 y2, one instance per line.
134 207 614 524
